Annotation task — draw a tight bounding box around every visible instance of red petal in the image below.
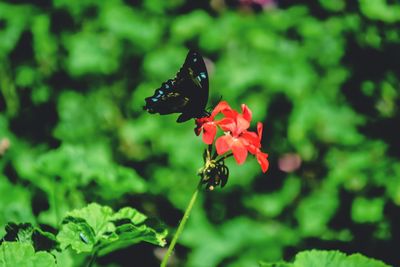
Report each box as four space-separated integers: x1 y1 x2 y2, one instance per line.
211 101 231 118
194 117 209 136
202 123 217 144
256 152 269 173
241 131 259 145
217 117 236 133
231 139 248 165
216 135 233 155
257 122 263 141
235 115 250 135
221 108 239 119
241 104 252 123
241 131 260 155
247 146 258 155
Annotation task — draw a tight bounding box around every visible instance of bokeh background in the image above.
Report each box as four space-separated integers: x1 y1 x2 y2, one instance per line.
1 0 400 266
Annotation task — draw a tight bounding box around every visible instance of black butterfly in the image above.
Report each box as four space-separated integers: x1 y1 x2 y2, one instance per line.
143 50 209 123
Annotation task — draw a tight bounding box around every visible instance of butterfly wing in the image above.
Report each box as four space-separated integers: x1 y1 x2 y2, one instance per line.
143 50 209 123
176 50 209 122
144 79 189 115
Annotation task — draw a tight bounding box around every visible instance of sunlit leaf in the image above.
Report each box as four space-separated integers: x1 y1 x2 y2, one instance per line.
0 242 57 267
57 203 167 255
260 250 391 267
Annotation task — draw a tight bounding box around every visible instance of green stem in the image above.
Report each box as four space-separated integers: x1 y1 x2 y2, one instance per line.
86 248 98 267
52 182 60 224
160 182 202 267
207 145 212 160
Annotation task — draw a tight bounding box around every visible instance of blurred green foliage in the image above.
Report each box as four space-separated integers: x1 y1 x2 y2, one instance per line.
1 0 399 266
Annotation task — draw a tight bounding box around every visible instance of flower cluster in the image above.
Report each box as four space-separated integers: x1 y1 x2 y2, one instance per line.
195 101 269 173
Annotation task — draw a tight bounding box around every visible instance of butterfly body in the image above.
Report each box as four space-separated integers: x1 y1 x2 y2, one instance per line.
143 50 209 122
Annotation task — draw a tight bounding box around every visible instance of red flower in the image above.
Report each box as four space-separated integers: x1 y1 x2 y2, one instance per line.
215 103 253 164
196 101 269 173
216 104 269 173
195 101 230 144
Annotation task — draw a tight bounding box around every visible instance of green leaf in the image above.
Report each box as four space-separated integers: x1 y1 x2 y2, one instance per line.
1 222 58 252
97 223 164 256
295 189 339 237
31 14 58 76
171 10 212 42
34 141 147 202
295 250 391 267
65 204 115 236
64 31 121 76
181 209 299 267
100 2 163 50
0 241 57 267
352 197 385 223
111 207 147 225
319 0 345 11
359 0 400 23
57 218 96 253
259 262 292 267
260 250 391 267
0 3 32 57
0 176 35 236
57 203 167 255
244 177 301 218
2 222 33 243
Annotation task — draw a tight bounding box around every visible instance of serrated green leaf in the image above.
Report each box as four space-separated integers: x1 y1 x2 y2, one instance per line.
295 250 391 267
2 222 33 243
0 241 57 267
261 250 391 267
65 204 115 236
111 207 147 225
259 262 292 267
57 219 96 253
57 203 167 255
1 222 58 252
97 223 166 256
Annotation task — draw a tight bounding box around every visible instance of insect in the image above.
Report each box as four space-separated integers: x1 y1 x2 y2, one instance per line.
143 50 209 123
79 232 89 244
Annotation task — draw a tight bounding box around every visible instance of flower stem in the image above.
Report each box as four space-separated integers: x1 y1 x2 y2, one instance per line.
160 182 202 267
207 144 212 160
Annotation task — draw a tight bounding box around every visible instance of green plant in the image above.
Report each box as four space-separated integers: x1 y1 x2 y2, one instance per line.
0 203 166 266
1 0 399 266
